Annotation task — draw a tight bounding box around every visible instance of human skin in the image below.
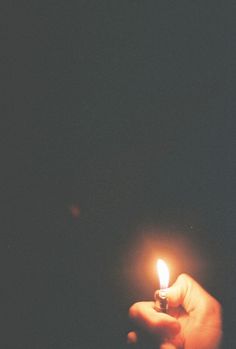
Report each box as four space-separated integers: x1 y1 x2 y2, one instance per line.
128 274 222 349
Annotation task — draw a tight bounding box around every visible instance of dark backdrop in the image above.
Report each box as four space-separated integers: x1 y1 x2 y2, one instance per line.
2 1 235 348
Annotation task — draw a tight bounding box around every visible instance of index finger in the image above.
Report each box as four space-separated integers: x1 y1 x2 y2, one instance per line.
129 301 180 338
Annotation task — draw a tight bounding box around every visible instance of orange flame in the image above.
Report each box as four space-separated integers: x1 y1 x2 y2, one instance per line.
157 259 169 289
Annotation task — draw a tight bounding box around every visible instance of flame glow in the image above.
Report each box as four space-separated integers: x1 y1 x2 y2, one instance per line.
157 259 169 289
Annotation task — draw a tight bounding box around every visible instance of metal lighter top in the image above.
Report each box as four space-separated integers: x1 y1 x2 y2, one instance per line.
154 289 168 313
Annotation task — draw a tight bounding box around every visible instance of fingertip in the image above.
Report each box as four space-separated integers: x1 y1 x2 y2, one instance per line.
127 331 138 345
129 303 138 320
160 342 176 349
129 301 155 321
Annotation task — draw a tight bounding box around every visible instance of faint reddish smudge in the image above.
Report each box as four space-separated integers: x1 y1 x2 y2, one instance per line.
69 204 81 218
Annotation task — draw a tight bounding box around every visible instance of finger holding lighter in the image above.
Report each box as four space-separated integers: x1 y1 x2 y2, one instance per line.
128 261 222 349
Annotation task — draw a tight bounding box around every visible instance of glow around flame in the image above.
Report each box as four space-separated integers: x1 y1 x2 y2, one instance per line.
157 259 169 289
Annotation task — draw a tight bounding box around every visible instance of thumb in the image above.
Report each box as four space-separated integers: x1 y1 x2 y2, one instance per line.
167 273 212 314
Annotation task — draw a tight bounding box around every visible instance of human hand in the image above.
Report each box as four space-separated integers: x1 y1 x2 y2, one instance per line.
128 274 222 349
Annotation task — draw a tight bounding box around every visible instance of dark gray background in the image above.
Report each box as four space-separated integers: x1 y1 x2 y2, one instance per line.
2 1 235 348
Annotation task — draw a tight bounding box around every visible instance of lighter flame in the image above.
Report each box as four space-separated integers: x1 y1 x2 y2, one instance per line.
157 259 169 289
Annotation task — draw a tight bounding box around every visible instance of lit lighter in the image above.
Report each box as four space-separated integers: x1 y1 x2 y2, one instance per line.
154 259 169 313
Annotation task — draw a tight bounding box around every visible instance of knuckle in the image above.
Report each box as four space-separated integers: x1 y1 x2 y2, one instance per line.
177 273 192 292
210 298 222 317
203 296 222 326
177 273 191 283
